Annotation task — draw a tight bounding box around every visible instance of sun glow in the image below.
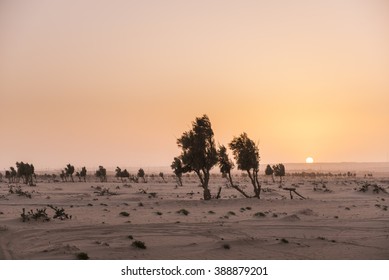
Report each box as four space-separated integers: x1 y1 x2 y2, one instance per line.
306 157 314 164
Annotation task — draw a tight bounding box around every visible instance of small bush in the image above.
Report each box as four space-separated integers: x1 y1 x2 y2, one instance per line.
128 235 134 240
208 210 215 214
253 212 266 217
132 240 146 249
120 211 130 217
155 211 163 216
222 244 231 250
281 238 289 244
177 209 189 216
76 252 89 260
227 211 236 216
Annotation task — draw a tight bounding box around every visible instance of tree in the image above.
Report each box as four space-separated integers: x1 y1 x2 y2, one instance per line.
229 133 261 199
171 157 183 186
265 164 275 183
95 166 107 182
15 162 35 185
159 172 166 183
273 163 285 184
60 170 67 182
217 145 250 198
115 167 129 182
5 167 17 183
65 164 75 182
80 167 87 182
137 168 146 183
175 114 218 200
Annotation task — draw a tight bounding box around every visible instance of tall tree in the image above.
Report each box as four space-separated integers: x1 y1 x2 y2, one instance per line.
229 133 261 199
171 157 184 186
217 145 250 198
175 114 218 200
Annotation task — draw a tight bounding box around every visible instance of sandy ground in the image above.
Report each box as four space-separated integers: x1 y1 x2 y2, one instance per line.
0 174 388 260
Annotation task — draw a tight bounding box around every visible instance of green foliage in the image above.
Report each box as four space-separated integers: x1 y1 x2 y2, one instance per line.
175 115 218 200
120 211 130 217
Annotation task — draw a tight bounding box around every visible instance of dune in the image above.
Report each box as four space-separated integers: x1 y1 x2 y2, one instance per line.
0 173 388 260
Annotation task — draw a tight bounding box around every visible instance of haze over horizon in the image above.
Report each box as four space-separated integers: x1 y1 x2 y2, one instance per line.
1 0 388 170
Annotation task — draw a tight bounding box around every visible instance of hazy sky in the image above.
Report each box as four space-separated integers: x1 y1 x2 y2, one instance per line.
1 0 389 170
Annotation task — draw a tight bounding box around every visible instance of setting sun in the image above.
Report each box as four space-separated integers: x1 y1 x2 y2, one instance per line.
306 157 314 164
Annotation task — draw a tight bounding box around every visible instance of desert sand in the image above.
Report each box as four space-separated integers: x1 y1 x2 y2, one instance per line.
0 171 388 260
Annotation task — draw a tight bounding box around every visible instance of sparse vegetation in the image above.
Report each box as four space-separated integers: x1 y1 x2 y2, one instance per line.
177 209 190 216
76 252 89 260
132 240 147 249
95 166 107 182
120 211 130 217
171 157 184 186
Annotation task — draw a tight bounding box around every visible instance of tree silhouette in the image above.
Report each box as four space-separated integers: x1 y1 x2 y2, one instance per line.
175 114 218 200
273 163 285 184
80 167 87 182
171 157 183 186
60 170 67 182
5 167 17 183
229 133 261 199
95 166 107 182
159 172 166 183
137 168 146 183
115 167 130 182
15 162 35 185
265 164 275 183
64 164 75 182
217 145 249 198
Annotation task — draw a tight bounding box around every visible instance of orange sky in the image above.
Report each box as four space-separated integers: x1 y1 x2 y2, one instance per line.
1 0 389 170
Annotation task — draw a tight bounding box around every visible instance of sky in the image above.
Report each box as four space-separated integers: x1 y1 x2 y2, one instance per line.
1 0 389 170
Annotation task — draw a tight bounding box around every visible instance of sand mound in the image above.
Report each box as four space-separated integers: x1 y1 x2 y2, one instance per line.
281 214 301 221
298 208 317 216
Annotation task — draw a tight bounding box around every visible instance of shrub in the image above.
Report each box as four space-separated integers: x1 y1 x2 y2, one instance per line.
132 240 146 249
253 212 266 217
76 252 89 260
120 211 130 217
222 244 231 250
177 209 189 216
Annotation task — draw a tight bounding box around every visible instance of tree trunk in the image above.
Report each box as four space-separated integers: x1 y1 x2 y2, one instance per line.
203 188 211 200
228 172 250 198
